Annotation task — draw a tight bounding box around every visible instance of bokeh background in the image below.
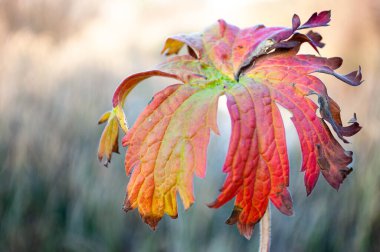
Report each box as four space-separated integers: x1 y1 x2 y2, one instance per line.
0 0 379 251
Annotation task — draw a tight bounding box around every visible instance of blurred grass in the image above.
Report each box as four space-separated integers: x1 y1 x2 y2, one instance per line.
0 0 379 251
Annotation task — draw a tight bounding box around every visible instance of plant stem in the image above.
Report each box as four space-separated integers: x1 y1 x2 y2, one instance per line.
259 205 271 252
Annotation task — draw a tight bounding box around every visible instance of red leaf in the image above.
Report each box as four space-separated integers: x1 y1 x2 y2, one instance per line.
208 80 292 238
247 51 360 193
98 11 362 239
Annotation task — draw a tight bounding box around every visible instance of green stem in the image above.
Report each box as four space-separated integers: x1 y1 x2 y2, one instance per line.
259 205 271 252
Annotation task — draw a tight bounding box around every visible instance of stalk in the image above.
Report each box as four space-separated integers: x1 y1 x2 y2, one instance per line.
259 205 271 252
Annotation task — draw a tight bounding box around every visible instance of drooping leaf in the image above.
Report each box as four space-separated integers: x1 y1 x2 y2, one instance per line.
97 70 181 165
97 110 119 166
98 11 362 239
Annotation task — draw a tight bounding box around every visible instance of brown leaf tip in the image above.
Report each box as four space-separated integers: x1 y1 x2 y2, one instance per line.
123 194 133 213
97 151 111 167
98 111 111 125
340 167 353 179
225 206 242 225
103 160 110 168
169 213 178 219
225 206 257 239
141 215 162 231
279 194 294 216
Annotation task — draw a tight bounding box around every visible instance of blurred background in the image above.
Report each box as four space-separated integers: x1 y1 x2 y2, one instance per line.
0 0 379 251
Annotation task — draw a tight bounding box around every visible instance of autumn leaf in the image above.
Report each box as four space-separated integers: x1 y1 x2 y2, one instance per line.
98 11 362 239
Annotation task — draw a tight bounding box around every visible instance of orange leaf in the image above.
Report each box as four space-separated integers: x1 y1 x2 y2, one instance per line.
122 84 222 229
